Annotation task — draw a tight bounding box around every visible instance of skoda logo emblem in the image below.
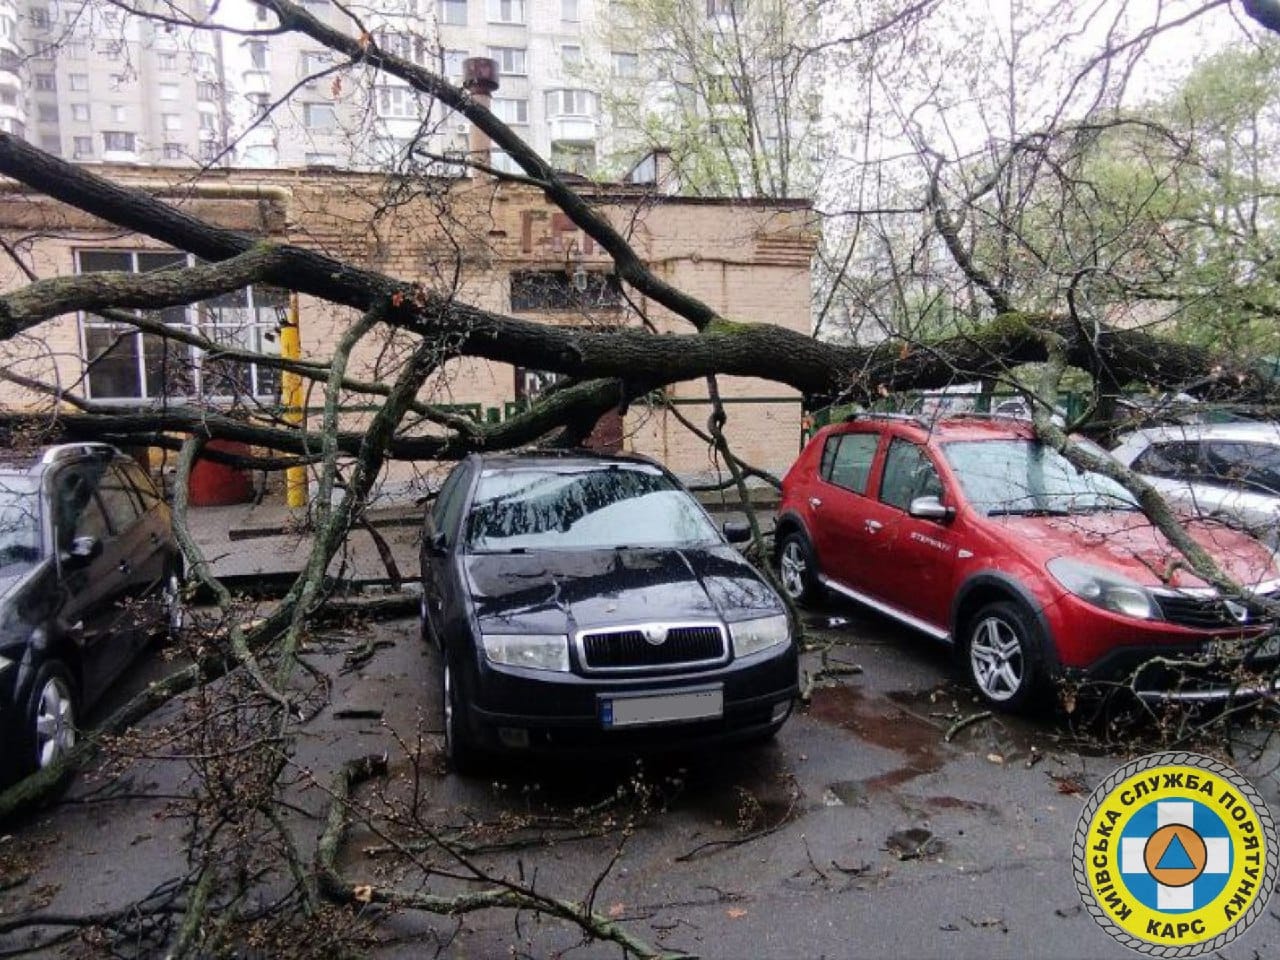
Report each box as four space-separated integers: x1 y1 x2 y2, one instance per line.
642 626 667 646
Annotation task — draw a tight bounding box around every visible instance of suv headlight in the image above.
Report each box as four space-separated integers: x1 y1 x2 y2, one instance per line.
0 653 13 673
481 633 570 672
1047 557 1155 620
730 614 790 657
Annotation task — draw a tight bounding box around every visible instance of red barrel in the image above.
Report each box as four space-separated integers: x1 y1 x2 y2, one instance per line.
188 440 254 506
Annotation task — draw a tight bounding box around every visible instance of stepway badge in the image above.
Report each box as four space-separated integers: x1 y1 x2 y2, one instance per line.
1073 752 1278 956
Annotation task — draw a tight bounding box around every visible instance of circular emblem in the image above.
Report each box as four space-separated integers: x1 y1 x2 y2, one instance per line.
1074 752 1278 956
641 626 667 646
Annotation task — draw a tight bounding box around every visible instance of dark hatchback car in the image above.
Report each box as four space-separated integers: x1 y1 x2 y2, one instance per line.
1 443 181 784
418 451 799 771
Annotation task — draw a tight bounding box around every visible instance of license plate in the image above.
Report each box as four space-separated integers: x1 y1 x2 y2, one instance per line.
601 688 723 728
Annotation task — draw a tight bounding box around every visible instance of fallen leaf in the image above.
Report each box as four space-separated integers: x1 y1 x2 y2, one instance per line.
353 885 374 903
331 76 343 97
986 753 1005 765
726 908 748 919
607 903 625 919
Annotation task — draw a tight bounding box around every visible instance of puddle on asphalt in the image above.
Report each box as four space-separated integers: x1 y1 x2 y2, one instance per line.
808 684 946 791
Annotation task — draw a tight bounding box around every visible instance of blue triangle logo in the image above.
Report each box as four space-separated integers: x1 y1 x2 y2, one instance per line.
1157 835 1196 871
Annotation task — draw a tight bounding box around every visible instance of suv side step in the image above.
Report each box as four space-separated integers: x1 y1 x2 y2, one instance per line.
818 575 952 642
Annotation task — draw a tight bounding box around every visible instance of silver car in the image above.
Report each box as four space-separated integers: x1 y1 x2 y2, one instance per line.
1111 423 1280 545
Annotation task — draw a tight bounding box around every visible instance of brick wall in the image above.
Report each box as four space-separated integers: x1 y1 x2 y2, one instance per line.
0 166 816 488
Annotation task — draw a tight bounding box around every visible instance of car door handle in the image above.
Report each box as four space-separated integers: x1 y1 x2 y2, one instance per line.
809 497 822 509
865 520 882 533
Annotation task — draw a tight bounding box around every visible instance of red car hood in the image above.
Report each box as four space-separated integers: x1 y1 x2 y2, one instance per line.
990 512 1278 591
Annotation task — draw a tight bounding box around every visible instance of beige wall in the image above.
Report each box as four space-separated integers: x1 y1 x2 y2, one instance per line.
0 166 815 490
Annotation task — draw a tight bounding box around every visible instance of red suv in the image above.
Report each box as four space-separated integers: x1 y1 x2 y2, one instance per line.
776 414 1280 710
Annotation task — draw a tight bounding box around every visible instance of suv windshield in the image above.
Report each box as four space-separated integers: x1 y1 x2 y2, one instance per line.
466 465 721 552
943 440 1139 516
0 478 42 571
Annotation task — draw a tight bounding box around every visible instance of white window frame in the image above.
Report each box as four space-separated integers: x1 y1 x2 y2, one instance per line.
487 0 525 25
377 86 420 119
76 250 283 402
303 102 337 130
492 97 528 124
488 46 527 76
439 0 468 26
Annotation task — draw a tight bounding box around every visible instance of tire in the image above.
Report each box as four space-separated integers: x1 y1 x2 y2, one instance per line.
777 532 822 606
441 659 484 775
962 601 1046 713
24 662 78 776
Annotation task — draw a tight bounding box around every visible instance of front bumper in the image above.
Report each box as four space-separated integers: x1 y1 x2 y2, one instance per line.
457 642 800 754
1070 640 1280 703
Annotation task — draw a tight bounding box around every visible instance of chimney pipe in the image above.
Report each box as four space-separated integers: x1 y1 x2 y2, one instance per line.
462 57 501 173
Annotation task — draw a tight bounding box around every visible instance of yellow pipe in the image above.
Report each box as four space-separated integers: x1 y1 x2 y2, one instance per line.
281 293 307 508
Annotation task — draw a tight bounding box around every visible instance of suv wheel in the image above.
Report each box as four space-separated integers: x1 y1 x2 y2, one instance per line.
778 532 821 605
28 662 78 774
964 601 1044 712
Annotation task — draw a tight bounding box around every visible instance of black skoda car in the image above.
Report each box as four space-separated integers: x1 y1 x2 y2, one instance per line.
0 443 182 785
419 451 799 771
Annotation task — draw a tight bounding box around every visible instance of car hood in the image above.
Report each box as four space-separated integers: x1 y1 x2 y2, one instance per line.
991 512 1278 590
464 546 782 635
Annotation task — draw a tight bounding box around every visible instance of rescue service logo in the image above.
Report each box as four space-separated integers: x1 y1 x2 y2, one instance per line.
1073 752 1279 957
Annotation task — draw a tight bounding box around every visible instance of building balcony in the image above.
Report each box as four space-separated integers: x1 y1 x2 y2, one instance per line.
548 115 597 146
240 70 271 95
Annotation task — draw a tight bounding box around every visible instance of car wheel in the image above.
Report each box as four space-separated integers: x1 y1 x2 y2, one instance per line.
27 662 78 774
778 532 821 605
441 659 483 775
162 562 185 643
964 601 1044 712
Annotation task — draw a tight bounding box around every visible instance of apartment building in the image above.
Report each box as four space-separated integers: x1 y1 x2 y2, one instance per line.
13 0 229 166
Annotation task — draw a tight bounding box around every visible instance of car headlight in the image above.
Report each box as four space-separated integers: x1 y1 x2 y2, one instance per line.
730 614 790 657
1047 557 1155 620
481 633 570 672
0 654 13 673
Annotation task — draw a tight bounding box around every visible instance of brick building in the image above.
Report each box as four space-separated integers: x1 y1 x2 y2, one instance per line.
0 163 815 494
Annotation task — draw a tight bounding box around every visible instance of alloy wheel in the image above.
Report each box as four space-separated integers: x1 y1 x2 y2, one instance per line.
968 616 1025 702
34 676 76 769
780 539 808 600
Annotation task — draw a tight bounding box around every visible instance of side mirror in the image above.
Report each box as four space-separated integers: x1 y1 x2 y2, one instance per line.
429 530 449 555
63 535 103 568
908 496 953 522
722 520 751 544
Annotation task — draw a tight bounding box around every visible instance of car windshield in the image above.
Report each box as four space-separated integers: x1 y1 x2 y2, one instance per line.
466 465 721 552
943 440 1139 516
0 478 42 571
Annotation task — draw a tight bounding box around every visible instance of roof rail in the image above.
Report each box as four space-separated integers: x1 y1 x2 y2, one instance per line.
39 442 119 465
841 411 927 426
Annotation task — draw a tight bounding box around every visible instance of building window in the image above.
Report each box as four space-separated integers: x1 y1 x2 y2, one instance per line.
163 143 185 160
31 41 56 59
34 73 56 91
247 40 268 70
162 114 183 131
69 73 89 91
71 103 90 122
439 0 467 25
300 50 332 76
199 111 218 132
442 48 468 79
706 0 734 15
305 152 339 166
40 134 60 155
612 52 638 77
492 97 528 124
63 40 86 59
303 102 336 129
197 81 220 101
102 131 137 152
562 0 579 21
159 83 180 101
111 105 127 123
562 45 581 70
488 46 526 76
510 270 621 312
376 30 425 66
157 52 177 70
377 86 419 119
487 0 525 24
30 7 52 30
37 104 58 123
77 251 284 402
545 88 595 116
103 40 125 61
199 141 220 161
195 52 217 74
247 92 270 117
72 136 92 158
490 150 517 173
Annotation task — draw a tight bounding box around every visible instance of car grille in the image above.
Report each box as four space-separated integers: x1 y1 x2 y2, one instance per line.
1155 591 1278 630
580 624 726 671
